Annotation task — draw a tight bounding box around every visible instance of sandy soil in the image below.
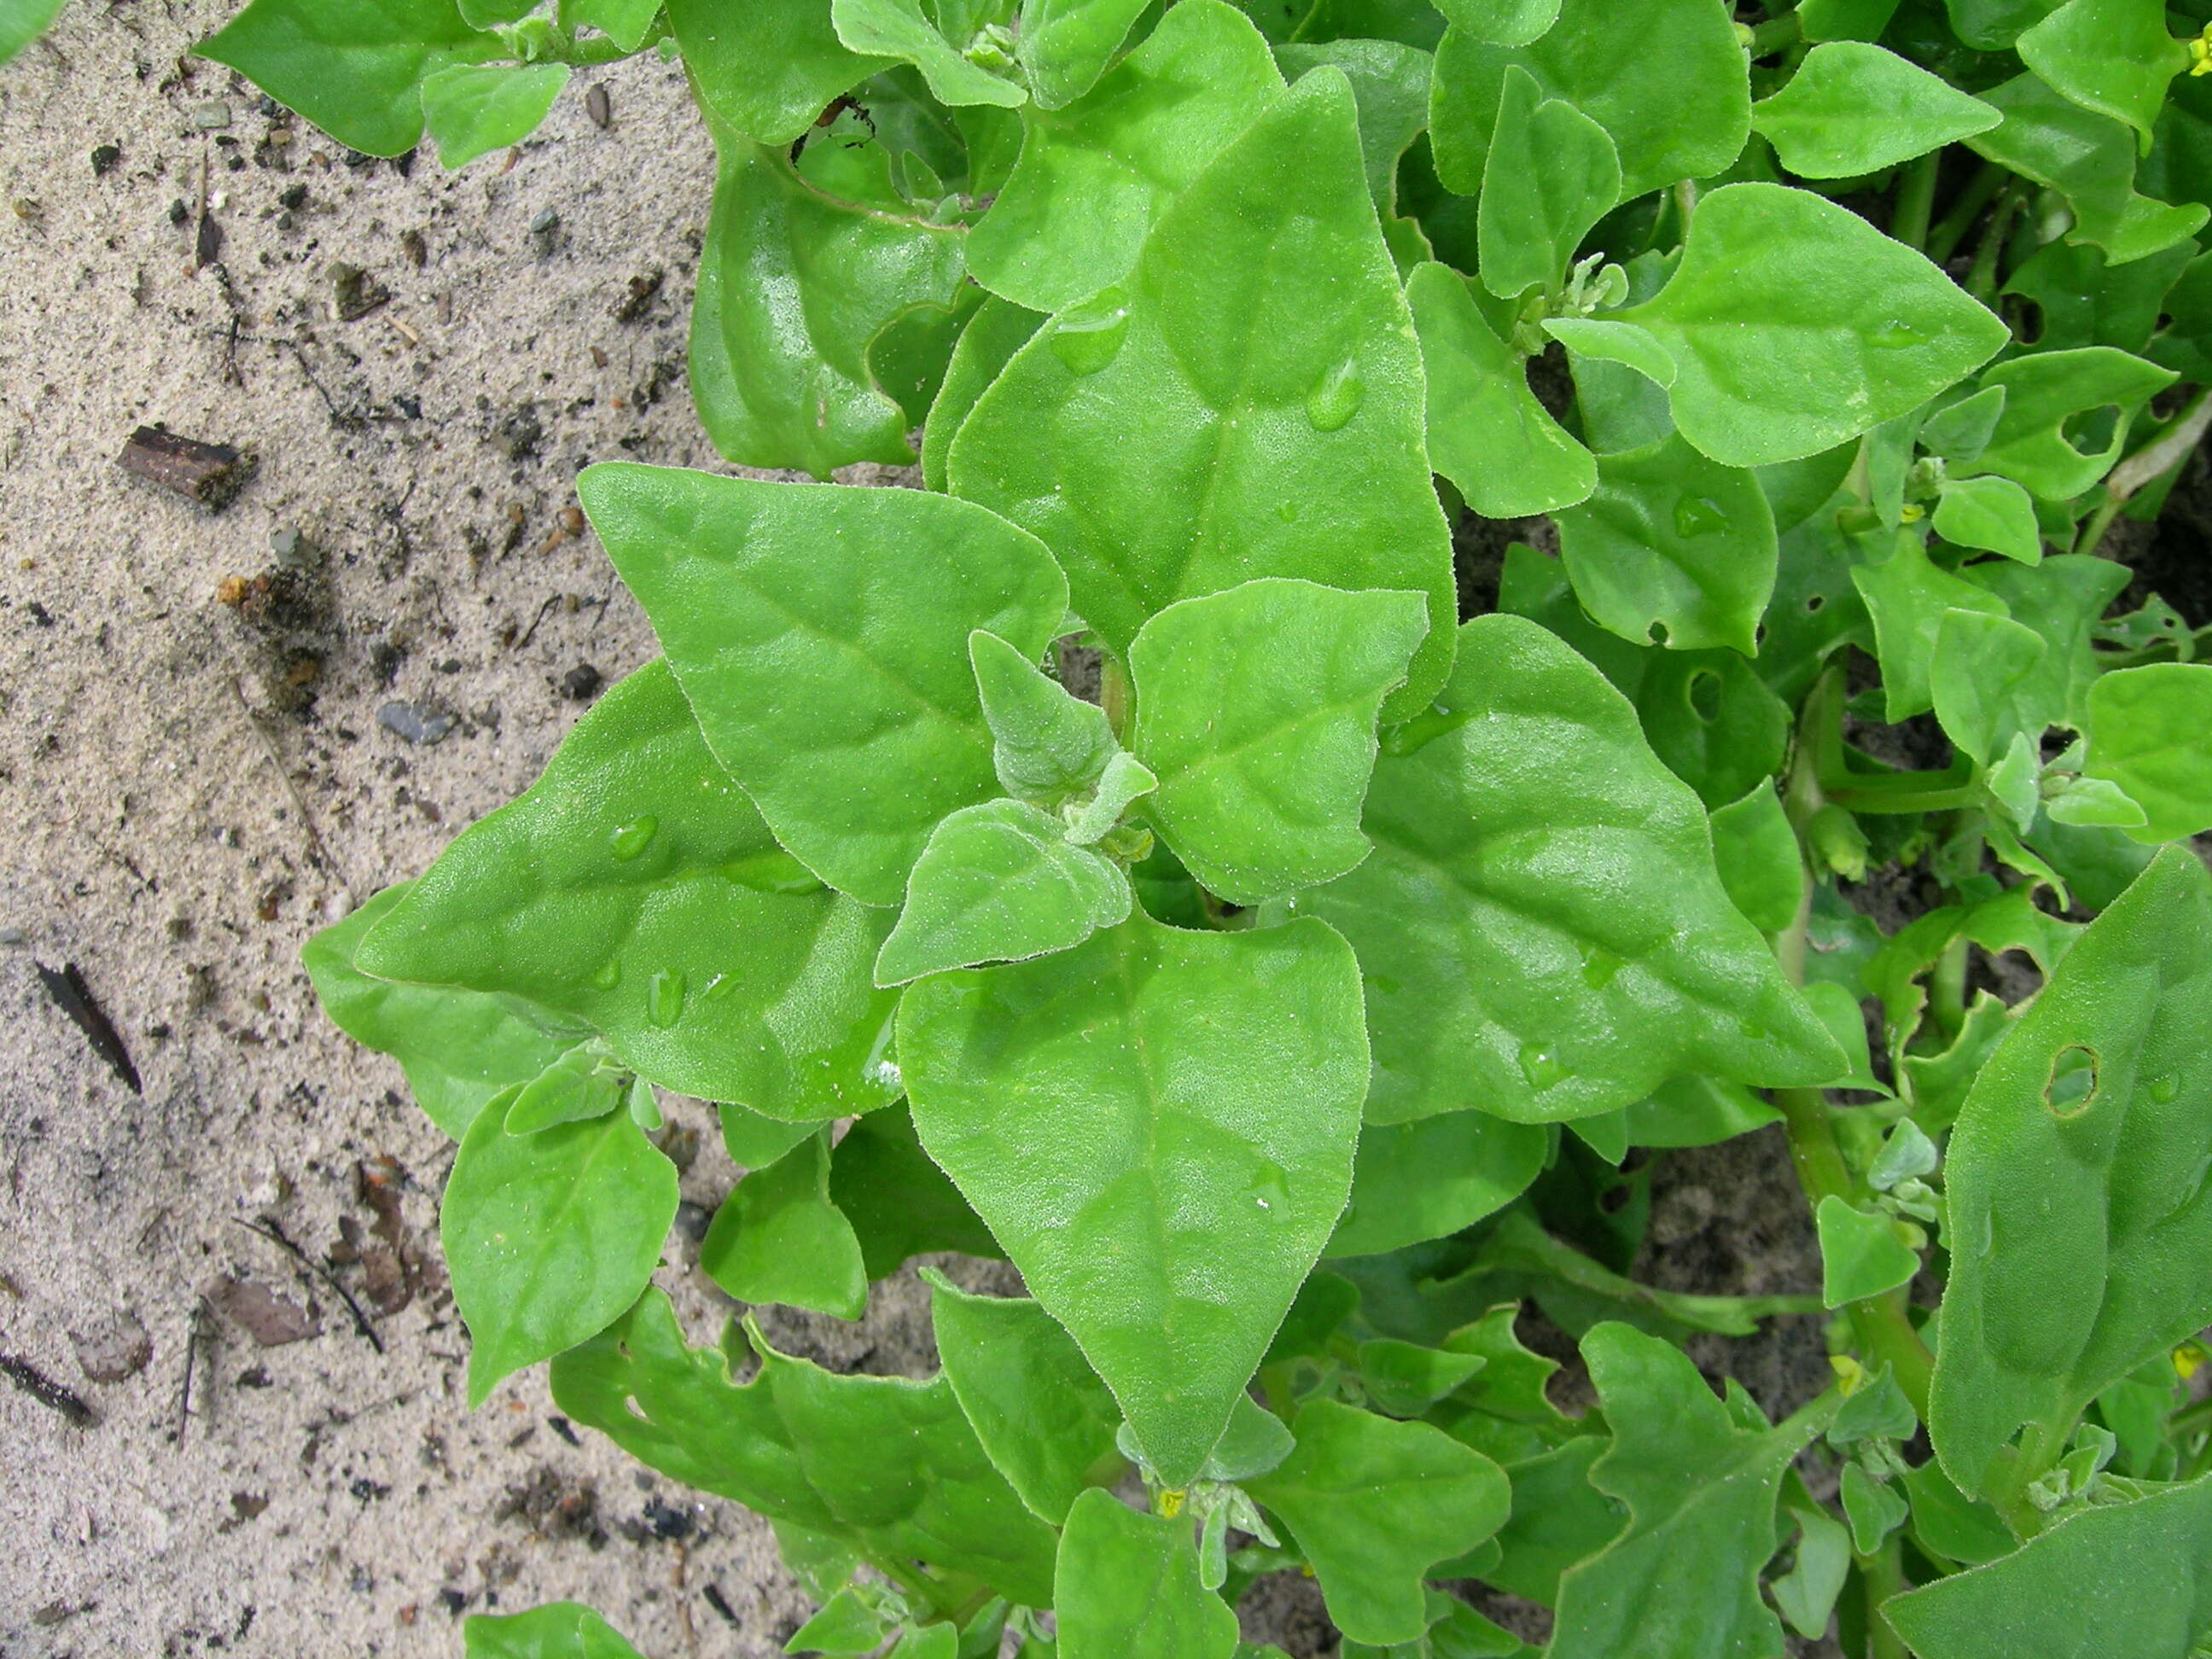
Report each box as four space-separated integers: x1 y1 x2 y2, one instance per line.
0 8 1855 1656
0 3 890 1651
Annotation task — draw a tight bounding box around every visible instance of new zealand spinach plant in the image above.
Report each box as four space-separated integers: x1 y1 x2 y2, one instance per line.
27 0 2212 1650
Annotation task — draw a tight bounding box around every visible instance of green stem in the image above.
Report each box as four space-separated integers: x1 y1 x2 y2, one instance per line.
1965 183 2023 303
1775 1088 1936 1417
1860 1534 1913 1659
1825 781 1980 815
1925 160 2007 265
1892 150 1942 251
1100 656 1132 741
1748 10 1805 55
1981 1415 2072 1538
1929 933 1968 1046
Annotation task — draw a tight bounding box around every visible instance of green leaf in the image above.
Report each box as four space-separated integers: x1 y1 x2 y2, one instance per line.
876 799 1133 985
2086 664 2212 842
1850 530 2009 722
701 1131 869 1319
787 1589 889 1656
928 1272 1125 1523
1772 1504 1854 1642
1553 433 1778 655
950 68 1458 724
1621 1074 1783 1147
1955 346 2177 500
1409 263 1595 516
2017 0 2185 150
353 661 900 1121
445 1084 678 1404
580 465 1068 909
670 0 886 146
1930 850 2212 1493
1326 1110 1549 1258
1933 474 2043 565
1959 552 2129 732
832 0 1025 108
1548 1323 1835 1659
456 0 533 23
1430 0 1750 201
2007 240 2192 358
1921 386 2009 463
1476 67 1620 300
304 884 572 1139
969 631 1117 807
1944 0 2064 49
1888 1475 2212 1659
1429 0 1559 46
1930 608 2046 770
1815 1195 1922 1307
1751 42 2000 178
687 137 965 477
201 0 502 157
1056 1489 1240 1659
1128 579 1429 905
1483 1436 1615 1604
1840 1461 1909 1554
924 297 1043 493
421 61 569 169
829 1104 1004 1278
1249 1400 1511 1646
1615 183 2010 469
719 1102 818 1173
0 0 68 66
1276 38 1436 208
899 913 1369 1486
1354 1337 1488 1417
553 1292 1060 1604
1017 0 1150 108
1063 750 1159 843
968 0 1281 312
1304 615 1842 1126
1545 317 1679 399
1966 73 2208 266
464 1603 647 1659
504 1041 629 1135
558 0 660 49
1708 782 1802 935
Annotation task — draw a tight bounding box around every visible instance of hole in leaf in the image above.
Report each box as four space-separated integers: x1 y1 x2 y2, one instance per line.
2062 405 2122 457
1806 593 1827 613
1598 1183 1633 1214
1649 620 1671 646
2012 298 2046 346
2045 1045 2099 1117
2157 312 2175 332
1687 669 1723 723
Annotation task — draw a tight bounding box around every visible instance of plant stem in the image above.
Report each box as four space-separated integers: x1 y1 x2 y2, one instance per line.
1925 160 2007 265
1860 1534 1913 1659
1965 182 2022 302
1892 150 1942 251
2076 386 2212 556
1100 656 1132 740
1748 10 1805 55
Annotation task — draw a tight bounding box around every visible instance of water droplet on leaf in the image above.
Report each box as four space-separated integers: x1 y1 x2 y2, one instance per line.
591 958 623 991
1243 1160 1289 1214
1048 288 1131 375
1305 358 1365 433
647 969 686 1029
610 815 659 861
1518 1043 1569 1090
1673 495 1727 537
1580 947 1624 991
2150 1074 2180 1103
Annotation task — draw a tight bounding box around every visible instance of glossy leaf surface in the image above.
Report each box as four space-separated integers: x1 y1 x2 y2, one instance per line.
464 1604 647 1659
670 0 884 146
1409 263 1596 517
1249 1400 1511 1645
1326 1109 1549 1259
1018 0 1154 108
1476 67 1620 300
551 1292 1060 1605
1887 1474 2212 1659
900 913 1369 1484
951 68 1458 722
1751 42 1999 178
1129 579 1429 905
354 661 900 1120
832 0 1026 108
877 799 1132 985
1617 184 2010 468
1931 850 2212 1493
305 884 570 1140
1301 616 1842 1126
421 62 570 170
969 0 1283 313
701 1131 869 1319
1430 0 1750 201
929 1273 1125 1523
689 137 963 477
581 466 1067 908
2085 664 2212 842
1056 1489 1240 1659
1549 1324 1832 1659
1552 434 1778 655
201 0 499 158
445 1084 678 1405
